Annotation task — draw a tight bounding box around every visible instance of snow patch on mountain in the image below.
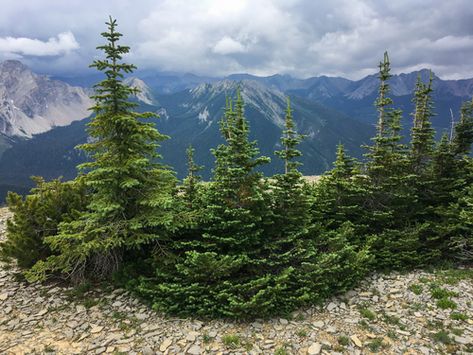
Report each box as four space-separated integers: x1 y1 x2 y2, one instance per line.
198 107 210 123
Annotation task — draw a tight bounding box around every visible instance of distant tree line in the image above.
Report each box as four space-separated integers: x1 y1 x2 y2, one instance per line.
1 18 472 319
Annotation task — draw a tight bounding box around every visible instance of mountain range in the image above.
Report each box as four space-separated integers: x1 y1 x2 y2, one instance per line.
0 60 472 200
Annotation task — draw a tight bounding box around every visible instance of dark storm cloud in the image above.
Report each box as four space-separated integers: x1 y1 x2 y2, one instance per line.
0 0 472 79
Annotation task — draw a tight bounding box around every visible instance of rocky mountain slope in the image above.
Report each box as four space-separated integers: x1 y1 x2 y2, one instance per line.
124 77 157 105
1 61 472 200
1 208 472 354
0 79 372 196
221 70 473 133
0 60 92 139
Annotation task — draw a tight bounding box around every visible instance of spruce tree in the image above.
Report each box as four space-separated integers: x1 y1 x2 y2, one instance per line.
27 17 176 282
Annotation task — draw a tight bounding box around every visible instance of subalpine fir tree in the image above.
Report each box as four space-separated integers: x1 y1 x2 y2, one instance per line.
425 106 473 260
452 98 473 156
27 17 176 282
181 145 203 208
0 178 87 269
410 73 435 174
271 98 310 240
311 144 369 237
136 90 281 318
363 53 422 268
365 52 414 231
407 74 437 225
451 178 473 262
412 133 457 261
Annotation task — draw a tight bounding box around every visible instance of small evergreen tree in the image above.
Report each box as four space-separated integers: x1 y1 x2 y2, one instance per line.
452 98 473 156
27 17 176 282
271 97 310 239
181 145 203 208
410 73 435 174
311 144 369 237
0 178 87 269
451 181 473 261
364 52 414 232
362 52 423 268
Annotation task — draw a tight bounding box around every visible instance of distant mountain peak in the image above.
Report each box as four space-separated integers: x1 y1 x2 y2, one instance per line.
124 77 157 105
0 60 92 138
0 60 29 73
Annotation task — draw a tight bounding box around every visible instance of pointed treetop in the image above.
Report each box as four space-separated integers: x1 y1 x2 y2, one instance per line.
286 97 292 115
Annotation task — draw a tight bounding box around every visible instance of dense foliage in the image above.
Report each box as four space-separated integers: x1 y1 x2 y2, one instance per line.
0 178 87 268
1 21 472 319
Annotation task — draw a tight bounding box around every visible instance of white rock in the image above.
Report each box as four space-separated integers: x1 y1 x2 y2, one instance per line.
454 335 472 344
307 342 322 354
313 321 324 328
186 331 200 342
160 338 172 352
351 335 363 347
0 293 8 301
187 344 202 354
90 325 104 334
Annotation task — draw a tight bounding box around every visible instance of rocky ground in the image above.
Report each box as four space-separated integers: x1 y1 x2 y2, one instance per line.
0 207 472 354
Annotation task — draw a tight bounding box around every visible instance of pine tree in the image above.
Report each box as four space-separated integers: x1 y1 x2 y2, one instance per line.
27 17 176 282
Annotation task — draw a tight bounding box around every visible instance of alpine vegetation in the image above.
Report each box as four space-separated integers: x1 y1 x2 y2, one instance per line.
1 19 473 319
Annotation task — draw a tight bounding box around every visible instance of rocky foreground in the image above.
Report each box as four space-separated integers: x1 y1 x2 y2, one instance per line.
0 208 472 354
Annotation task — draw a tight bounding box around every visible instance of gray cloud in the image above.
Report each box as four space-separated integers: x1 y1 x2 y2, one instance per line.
0 0 472 79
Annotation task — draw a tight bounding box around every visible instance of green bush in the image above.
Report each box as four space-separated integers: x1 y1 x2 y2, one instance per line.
0 177 87 269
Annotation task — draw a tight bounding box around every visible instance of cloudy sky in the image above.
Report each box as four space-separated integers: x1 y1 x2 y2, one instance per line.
0 0 472 79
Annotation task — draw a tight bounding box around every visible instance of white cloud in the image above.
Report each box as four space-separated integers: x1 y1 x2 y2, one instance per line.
213 36 246 55
0 32 79 57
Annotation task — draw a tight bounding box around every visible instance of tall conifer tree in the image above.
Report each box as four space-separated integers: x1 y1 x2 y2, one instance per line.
28 17 176 281
271 98 310 238
410 73 435 174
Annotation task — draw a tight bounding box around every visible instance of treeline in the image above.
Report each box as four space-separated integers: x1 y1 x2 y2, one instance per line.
1 19 473 319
